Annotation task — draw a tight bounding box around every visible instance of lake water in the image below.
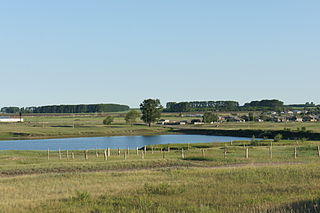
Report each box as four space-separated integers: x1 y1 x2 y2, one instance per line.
0 135 254 151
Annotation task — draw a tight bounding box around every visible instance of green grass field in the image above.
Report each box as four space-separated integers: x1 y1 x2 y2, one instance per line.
0 115 170 140
1 113 320 140
1 141 320 212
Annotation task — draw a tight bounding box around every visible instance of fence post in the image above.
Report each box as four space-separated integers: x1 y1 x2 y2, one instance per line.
181 148 185 159
118 148 120 156
47 148 50 160
202 149 205 157
72 152 75 160
224 146 227 159
294 147 297 159
269 146 272 159
107 148 111 157
318 146 320 157
151 147 154 154
124 152 127 160
245 148 249 159
67 150 69 160
168 147 170 152
59 148 62 160
96 149 99 158
104 150 107 161
127 147 130 156
85 150 88 160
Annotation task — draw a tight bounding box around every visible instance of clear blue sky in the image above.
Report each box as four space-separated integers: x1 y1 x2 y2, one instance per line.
1 0 319 108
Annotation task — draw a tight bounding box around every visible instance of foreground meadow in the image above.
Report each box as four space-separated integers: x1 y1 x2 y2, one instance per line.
1 141 320 212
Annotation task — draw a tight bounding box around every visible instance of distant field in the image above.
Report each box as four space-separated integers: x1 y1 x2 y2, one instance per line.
1 141 320 212
0 113 320 140
0 115 169 140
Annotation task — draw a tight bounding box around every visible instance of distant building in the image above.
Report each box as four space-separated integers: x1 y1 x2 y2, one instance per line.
0 116 23 123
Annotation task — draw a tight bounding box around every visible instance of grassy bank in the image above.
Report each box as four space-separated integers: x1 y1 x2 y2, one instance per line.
1 141 320 212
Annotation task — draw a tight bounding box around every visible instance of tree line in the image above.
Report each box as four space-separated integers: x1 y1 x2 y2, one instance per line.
1 104 130 114
165 99 288 112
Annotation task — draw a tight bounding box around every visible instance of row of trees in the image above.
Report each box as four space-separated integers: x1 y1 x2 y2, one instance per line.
165 99 287 112
165 101 239 112
1 104 130 114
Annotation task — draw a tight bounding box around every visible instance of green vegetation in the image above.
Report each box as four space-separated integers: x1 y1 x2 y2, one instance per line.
102 116 114 125
140 99 163 126
165 100 239 112
203 112 219 123
1 141 320 212
1 103 130 113
124 110 140 125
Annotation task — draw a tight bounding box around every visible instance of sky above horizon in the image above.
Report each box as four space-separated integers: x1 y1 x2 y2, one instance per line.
0 0 319 108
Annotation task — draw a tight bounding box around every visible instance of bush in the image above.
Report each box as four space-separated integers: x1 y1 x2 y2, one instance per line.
103 116 114 125
274 133 283 142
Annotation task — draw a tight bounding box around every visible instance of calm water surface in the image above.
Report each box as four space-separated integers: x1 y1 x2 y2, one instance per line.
0 135 254 151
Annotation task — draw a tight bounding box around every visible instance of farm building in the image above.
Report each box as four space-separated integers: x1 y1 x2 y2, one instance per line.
0 116 24 123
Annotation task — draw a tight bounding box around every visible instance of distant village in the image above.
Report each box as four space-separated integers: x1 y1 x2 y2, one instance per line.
157 109 319 125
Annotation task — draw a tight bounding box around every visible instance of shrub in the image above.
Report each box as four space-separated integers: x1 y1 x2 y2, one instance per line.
274 133 283 142
103 116 114 125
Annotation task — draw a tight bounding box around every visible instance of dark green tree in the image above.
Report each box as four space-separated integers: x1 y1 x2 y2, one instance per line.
103 116 114 125
140 99 163 127
274 133 283 142
125 110 140 126
203 112 219 123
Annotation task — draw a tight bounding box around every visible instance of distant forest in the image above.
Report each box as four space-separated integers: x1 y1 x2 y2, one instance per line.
1 104 130 114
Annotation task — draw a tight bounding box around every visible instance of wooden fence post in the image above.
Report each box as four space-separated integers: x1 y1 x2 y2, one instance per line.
124 152 127 160
85 150 88 160
224 147 227 159
202 149 205 157
104 149 107 161
294 147 297 159
59 148 62 160
317 146 320 157
47 148 50 160
151 147 154 154
118 148 120 156
72 152 75 160
127 147 130 156
181 148 185 159
245 148 249 159
107 148 111 157
168 147 170 152
269 146 272 159
67 150 69 160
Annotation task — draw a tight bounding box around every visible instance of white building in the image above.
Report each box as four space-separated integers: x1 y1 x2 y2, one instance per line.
0 116 23 123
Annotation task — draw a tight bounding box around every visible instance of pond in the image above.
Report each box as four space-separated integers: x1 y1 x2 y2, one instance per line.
0 134 254 151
